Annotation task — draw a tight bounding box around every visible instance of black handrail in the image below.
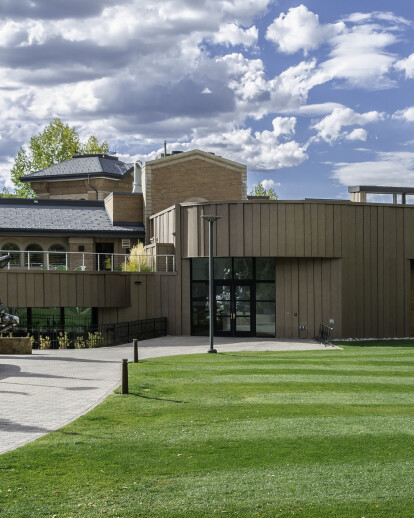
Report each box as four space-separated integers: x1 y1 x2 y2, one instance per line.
6 317 167 349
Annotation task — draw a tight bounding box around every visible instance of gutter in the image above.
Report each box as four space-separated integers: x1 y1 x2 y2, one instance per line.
88 175 99 201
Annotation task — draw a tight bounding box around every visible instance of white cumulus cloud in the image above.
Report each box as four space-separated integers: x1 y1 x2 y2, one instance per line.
312 107 384 143
261 179 280 190
332 151 414 187
208 23 258 48
395 53 414 78
266 5 344 55
394 107 414 122
178 117 307 170
345 128 368 141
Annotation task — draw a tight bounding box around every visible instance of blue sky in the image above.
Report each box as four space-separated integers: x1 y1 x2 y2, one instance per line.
0 0 413 200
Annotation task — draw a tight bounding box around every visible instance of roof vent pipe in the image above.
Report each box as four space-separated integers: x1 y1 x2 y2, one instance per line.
132 162 142 193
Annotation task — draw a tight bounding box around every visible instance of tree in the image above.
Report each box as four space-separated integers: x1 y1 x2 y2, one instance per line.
81 135 110 155
249 181 279 200
4 118 110 198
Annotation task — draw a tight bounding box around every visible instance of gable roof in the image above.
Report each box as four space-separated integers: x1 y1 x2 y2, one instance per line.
145 149 246 171
20 155 134 183
0 198 144 238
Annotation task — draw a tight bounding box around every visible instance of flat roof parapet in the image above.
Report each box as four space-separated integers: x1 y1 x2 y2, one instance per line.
349 185 414 204
349 185 414 194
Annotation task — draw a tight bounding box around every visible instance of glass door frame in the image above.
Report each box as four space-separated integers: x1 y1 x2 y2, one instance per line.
190 257 276 338
214 279 255 337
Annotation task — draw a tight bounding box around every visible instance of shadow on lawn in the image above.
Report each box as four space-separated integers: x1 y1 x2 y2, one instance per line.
219 352 283 359
127 392 188 404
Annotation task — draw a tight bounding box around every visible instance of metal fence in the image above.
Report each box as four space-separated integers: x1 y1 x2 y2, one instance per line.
0 249 175 273
7 317 167 349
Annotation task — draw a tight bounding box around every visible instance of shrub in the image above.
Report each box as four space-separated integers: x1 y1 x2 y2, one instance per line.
121 243 153 272
58 331 70 349
87 331 104 348
39 335 51 350
74 335 86 349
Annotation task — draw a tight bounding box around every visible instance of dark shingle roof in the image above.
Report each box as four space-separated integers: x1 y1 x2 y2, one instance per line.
21 155 133 182
0 199 144 237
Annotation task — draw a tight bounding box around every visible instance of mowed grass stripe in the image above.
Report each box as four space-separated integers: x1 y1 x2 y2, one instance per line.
1 347 414 517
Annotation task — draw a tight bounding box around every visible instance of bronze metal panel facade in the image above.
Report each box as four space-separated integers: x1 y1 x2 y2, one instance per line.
0 272 131 308
98 272 179 332
181 201 344 260
174 200 414 338
275 258 342 338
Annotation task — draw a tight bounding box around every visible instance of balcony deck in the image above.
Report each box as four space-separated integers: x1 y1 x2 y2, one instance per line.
0 250 175 273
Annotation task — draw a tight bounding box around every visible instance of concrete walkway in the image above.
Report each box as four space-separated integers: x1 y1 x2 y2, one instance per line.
0 336 338 454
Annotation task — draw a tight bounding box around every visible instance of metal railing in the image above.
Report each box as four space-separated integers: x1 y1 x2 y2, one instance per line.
8 317 167 349
0 250 175 273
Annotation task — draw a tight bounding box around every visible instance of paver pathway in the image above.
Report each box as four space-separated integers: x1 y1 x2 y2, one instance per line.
0 336 338 454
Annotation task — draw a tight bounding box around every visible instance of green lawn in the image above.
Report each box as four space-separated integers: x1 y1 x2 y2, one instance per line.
1 347 414 517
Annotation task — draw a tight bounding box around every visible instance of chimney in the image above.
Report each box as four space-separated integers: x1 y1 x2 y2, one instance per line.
132 162 142 193
104 192 143 225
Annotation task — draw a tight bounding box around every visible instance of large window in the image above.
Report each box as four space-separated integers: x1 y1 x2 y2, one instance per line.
64 307 93 327
2 243 20 266
191 257 276 337
255 258 276 337
31 307 62 329
4 307 27 327
48 244 66 267
25 244 43 268
191 259 210 335
6 307 96 330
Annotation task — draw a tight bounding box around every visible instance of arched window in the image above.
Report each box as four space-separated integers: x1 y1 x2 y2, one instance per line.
2 243 20 266
25 244 43 268
48 244 66 267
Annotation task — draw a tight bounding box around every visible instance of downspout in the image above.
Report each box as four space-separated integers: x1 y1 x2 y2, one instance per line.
88 175 99 200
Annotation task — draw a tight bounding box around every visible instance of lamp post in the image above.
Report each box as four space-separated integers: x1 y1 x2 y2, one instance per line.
201 215 222 353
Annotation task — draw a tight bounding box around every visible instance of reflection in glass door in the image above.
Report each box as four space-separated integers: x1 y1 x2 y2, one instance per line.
215 282 253 337
215 285 232 333
191 257 276 337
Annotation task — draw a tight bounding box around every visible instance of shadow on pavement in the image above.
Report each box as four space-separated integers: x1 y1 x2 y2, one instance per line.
0 355 119 364
0 389 29 395
0 418 51 434
0 364 96 382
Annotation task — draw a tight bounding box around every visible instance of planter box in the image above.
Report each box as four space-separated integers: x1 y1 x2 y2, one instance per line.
0 337 32 354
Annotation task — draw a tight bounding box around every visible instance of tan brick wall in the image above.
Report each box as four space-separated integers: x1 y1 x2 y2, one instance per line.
150 158 244 216
68 237 94 270
105 193 143 224
31 176 133 200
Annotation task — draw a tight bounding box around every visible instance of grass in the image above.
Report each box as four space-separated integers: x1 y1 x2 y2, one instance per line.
334 338 414 347
1 347 414 517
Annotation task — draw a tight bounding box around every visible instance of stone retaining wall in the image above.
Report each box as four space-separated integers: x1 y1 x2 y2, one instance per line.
0 337 32 354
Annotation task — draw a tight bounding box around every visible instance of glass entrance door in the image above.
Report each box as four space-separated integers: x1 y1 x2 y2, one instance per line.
215 282 254 337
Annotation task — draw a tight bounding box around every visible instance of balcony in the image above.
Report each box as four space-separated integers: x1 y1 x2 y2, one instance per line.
0 250 176 273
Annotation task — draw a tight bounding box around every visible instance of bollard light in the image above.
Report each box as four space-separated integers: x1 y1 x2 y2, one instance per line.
121 358 129 394
133 338 139 363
